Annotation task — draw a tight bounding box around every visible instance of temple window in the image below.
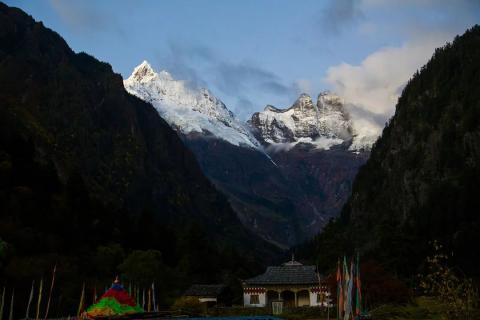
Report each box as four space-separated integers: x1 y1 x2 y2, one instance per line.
250 295 260 304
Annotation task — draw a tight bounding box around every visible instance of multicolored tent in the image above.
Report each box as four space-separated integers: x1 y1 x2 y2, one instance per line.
84 279 143 319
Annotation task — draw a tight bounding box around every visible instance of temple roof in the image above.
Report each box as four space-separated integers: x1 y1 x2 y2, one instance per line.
184 284 226 297
244 264 319 285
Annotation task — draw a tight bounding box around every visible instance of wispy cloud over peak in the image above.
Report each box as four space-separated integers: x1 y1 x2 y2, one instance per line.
324 35 451 141
155 41 298 120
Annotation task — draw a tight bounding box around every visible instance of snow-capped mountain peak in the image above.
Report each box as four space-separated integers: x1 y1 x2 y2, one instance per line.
249 91 361 150
124 61 261 149
292 93 315 111
130 60 157 81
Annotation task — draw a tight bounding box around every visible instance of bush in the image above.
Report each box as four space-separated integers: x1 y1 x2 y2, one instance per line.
419 241 479 320
171 296 204 315
361 260 411 308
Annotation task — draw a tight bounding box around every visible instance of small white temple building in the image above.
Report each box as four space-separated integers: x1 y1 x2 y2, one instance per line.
242 257 330 308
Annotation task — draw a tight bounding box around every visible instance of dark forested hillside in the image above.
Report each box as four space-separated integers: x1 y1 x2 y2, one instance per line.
0 3 277 316
299 25 480 277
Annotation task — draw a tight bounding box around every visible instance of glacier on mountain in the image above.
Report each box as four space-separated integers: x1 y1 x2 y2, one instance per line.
124 61 261 149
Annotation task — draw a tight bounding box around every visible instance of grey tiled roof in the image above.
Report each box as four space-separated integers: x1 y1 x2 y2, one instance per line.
244 265 319 285
184 284 226 297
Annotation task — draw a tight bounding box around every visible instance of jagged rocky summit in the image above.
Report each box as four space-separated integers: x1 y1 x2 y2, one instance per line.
124 61 261 149
249 92 370 151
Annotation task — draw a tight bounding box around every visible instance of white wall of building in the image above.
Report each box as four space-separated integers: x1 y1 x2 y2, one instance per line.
243 291 266 307
243 287 332 308
309 290 331 307
309 291 320 306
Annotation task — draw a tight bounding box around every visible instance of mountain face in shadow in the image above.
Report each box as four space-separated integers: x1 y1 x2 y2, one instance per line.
185 136 368 249
0 3 279 315
124 61 369 248
299 25 480 276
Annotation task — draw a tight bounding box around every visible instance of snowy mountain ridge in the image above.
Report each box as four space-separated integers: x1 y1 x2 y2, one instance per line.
124 61 261 149
124 61 374 152
249 92 373 151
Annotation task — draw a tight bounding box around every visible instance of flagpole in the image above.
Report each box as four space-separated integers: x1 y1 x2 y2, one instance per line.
35 279 43 320
136 286 140 306
8 289 13 320
44 264 57 320
26 280 35 319
93 284 97 304
77 283 85 317
152 282 156 312
0 286 5 320
147 289 152 312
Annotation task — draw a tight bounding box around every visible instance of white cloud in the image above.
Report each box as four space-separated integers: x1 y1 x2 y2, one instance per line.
324 35 450 142
317 0 479 147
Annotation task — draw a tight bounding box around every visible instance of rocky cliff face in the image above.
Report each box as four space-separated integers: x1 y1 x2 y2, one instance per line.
249 92 361 151
300 25 480 276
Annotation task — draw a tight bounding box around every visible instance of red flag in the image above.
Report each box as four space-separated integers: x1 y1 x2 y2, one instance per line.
355 254 362 316
337 259 343 319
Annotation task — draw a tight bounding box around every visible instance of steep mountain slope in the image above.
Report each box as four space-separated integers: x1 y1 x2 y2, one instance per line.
124 62 368 248
269 147 368 235
185 133 368 249
300 26 480 276
0 3 277 315
184 138 299 248
124 61 261 149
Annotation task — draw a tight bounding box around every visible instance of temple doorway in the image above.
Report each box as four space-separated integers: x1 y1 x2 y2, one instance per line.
297 290 310 306
281 290 295 307
266 290 279 307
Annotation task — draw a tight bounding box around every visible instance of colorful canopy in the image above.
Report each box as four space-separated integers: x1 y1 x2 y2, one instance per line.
84 279 143 318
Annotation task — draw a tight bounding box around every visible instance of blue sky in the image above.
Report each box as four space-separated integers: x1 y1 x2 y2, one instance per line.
5 0 480 131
